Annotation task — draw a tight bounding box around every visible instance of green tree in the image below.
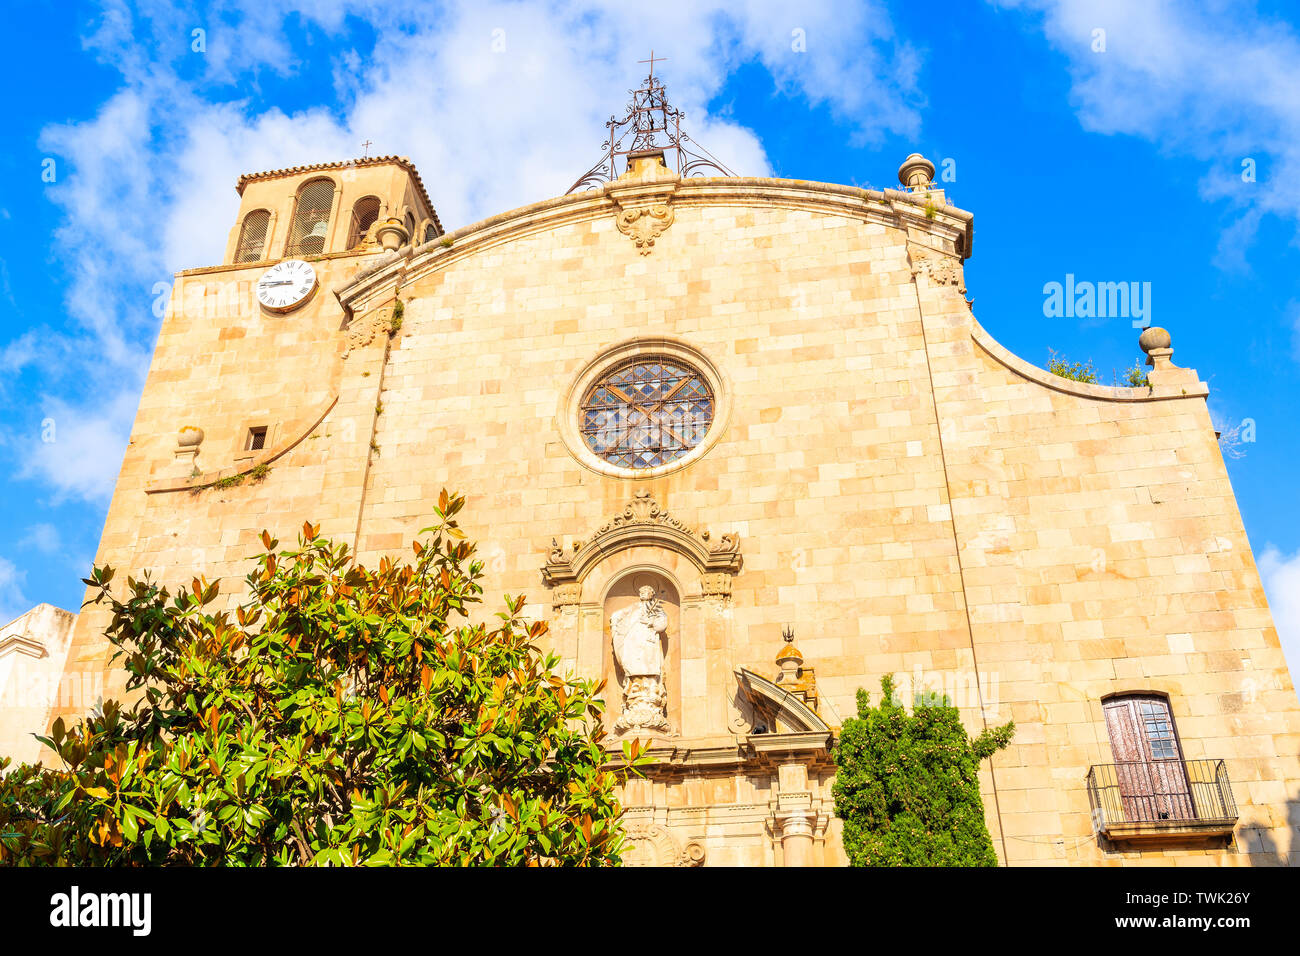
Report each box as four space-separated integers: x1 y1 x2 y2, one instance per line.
832 675 1013 866
0 491 645 866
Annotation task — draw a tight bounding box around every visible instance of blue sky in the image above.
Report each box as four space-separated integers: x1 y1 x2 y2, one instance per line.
1 0 1298 682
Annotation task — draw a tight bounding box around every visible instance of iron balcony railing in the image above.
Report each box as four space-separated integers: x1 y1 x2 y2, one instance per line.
1087 758 1238 829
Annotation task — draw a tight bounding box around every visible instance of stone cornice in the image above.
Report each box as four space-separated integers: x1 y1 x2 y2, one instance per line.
735 667 832 734
970 319 1209 403
332 176 976 315
601 730 835 776
174 246 389 280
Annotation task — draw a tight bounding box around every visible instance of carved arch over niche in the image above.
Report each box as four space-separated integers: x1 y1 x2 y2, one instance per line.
541 490 741 607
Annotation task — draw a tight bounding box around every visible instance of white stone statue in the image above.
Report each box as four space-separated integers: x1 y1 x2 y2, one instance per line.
611 585 671 734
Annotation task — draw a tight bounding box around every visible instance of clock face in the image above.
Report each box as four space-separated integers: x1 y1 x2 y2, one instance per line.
256 259 318 313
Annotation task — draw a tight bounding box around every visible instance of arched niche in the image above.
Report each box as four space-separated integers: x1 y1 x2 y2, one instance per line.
601 566 682 735
541 492 742 738
582 546 699 602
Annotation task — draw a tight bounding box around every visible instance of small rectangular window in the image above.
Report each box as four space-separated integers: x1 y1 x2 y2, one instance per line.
245 426 268 452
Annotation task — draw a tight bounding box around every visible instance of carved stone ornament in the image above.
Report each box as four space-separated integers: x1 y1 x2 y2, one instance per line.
615 203 675 254
700 572 732 597
907 243 966 295
622 824 706 867
542 490 742 587
343 304 394 358
550 580 582 610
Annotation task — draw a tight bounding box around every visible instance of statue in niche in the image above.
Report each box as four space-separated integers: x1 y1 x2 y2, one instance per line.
611 585 671 734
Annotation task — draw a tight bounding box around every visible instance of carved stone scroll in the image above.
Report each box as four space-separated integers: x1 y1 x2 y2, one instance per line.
615 203 675 254
542 490 742 587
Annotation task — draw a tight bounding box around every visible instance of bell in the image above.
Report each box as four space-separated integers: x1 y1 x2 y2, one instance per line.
309 220 329 239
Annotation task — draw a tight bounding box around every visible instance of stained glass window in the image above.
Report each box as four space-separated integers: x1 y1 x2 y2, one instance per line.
579 359 714 469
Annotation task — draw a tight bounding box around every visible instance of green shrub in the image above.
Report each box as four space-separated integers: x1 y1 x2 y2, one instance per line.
1121 361 1149 388
1047 348 1099 384
833 675 1013 866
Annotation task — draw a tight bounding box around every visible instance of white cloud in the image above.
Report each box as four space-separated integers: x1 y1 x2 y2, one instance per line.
18 391 139 505
1259 546 1300 699
0 557 30 627
991 1 1300 267
18 524 62 556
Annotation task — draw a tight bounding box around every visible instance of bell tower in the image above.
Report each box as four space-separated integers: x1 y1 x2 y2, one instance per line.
223 155 443 266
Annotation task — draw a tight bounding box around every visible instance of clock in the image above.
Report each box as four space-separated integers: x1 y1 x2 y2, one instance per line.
256 259 318 313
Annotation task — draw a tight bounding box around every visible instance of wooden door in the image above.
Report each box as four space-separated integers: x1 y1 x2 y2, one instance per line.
1103 696 1194 822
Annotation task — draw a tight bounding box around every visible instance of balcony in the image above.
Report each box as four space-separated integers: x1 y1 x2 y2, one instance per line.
1086 759 1239 847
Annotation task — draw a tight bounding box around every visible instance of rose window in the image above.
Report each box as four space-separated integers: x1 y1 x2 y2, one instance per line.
579 359 715 469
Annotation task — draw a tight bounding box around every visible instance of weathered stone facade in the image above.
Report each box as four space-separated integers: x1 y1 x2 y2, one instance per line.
16 148 1299 866
0 604 78 766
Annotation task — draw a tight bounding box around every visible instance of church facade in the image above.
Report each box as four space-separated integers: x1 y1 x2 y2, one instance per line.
13 80 1300 866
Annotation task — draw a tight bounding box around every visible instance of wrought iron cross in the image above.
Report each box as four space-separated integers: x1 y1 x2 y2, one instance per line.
638 50 667 80
565 58 737 194
360 139 373 158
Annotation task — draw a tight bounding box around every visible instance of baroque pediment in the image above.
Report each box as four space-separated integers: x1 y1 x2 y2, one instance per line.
734 667 831 735
542 490 741 586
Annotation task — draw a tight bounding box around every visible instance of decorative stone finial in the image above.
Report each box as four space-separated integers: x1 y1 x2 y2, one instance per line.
375 218 409 252
1138 326 1171 352
776 625 803 684
174 425 204 478
772 624 819 712
897 152 935 189
1139 325 1174 369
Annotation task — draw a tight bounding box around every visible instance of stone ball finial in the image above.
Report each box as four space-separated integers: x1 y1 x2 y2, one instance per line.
1138 326 1171 353
898 152 936 189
